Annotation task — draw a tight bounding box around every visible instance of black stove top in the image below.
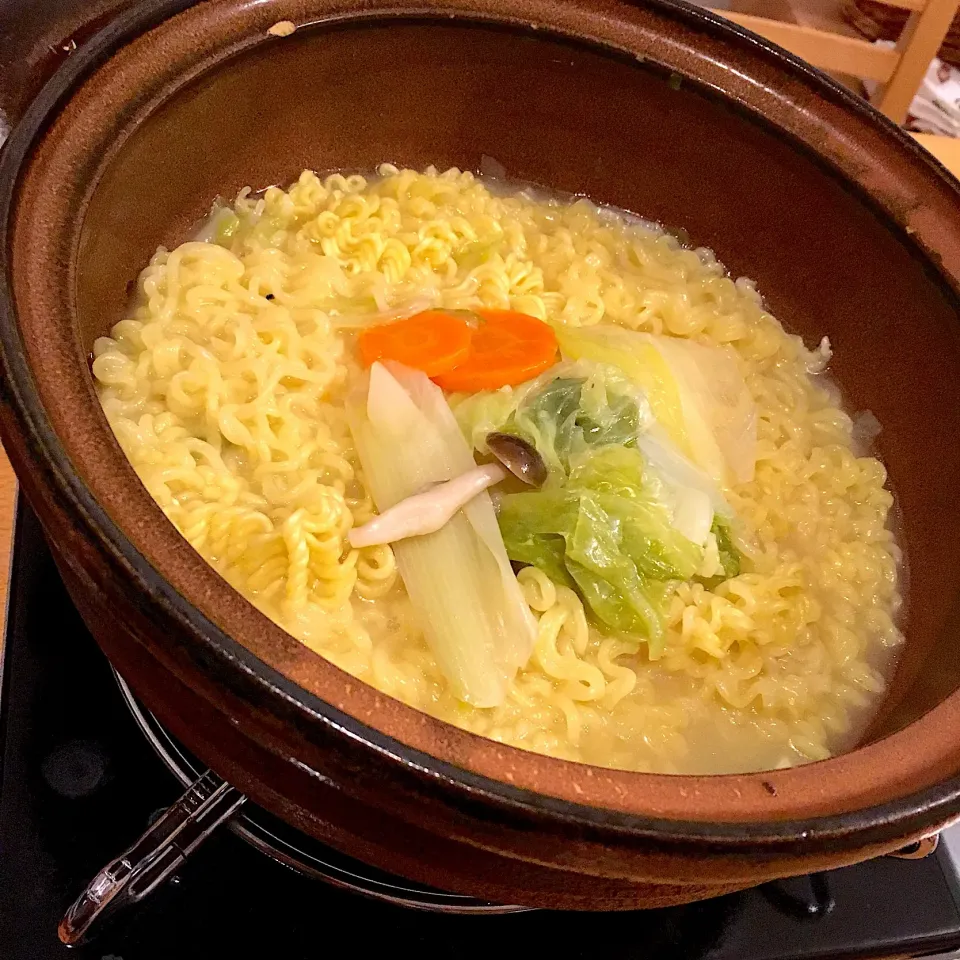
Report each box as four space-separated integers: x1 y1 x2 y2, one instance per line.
2 498 960 960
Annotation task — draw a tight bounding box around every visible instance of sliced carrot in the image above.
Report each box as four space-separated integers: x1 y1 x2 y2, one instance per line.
357 311 473 377
433 310 558 392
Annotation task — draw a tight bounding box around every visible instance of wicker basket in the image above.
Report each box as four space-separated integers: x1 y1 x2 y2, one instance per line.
842 0 960 67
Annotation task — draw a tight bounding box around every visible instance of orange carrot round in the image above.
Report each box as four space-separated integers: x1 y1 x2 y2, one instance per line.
433 310 558 392
357 311 473 377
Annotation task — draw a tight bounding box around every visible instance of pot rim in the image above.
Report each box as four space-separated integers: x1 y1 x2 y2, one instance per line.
4 0 960 852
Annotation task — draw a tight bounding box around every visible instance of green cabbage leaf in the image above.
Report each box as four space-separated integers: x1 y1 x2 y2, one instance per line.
497 446 703 657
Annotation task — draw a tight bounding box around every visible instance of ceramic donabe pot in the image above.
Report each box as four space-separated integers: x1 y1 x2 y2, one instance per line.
3 0 960 910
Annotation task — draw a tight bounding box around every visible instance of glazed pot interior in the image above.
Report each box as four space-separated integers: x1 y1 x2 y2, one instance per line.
11 0 960 827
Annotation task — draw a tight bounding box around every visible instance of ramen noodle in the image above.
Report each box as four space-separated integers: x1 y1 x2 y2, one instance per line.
92 166 903 774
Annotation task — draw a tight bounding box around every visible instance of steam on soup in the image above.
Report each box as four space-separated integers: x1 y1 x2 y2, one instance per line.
92 166 902 775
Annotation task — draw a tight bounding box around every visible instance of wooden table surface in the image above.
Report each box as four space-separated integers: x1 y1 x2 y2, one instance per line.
0 132 956 633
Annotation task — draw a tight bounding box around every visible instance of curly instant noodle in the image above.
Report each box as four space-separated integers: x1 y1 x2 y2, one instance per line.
92 166 902 774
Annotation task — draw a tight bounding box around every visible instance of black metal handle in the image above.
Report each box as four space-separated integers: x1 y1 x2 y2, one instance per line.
58 769 245 945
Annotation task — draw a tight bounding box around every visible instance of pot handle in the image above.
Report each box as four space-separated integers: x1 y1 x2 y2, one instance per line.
888 834 940 859
58 769 245 945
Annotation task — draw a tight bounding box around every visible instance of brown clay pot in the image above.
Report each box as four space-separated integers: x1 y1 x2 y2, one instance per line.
3 0 960 911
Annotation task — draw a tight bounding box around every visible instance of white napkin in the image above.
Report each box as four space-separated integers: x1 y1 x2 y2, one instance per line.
865 40 960 137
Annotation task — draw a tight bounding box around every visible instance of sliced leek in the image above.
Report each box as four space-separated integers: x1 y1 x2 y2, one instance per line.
347 362 536 707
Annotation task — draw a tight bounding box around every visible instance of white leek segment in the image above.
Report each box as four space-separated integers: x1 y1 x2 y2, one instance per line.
348 463 507 548
347 362 536 707
556 325 757 486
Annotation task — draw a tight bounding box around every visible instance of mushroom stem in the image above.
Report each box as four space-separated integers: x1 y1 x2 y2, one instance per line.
349 463 508 548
